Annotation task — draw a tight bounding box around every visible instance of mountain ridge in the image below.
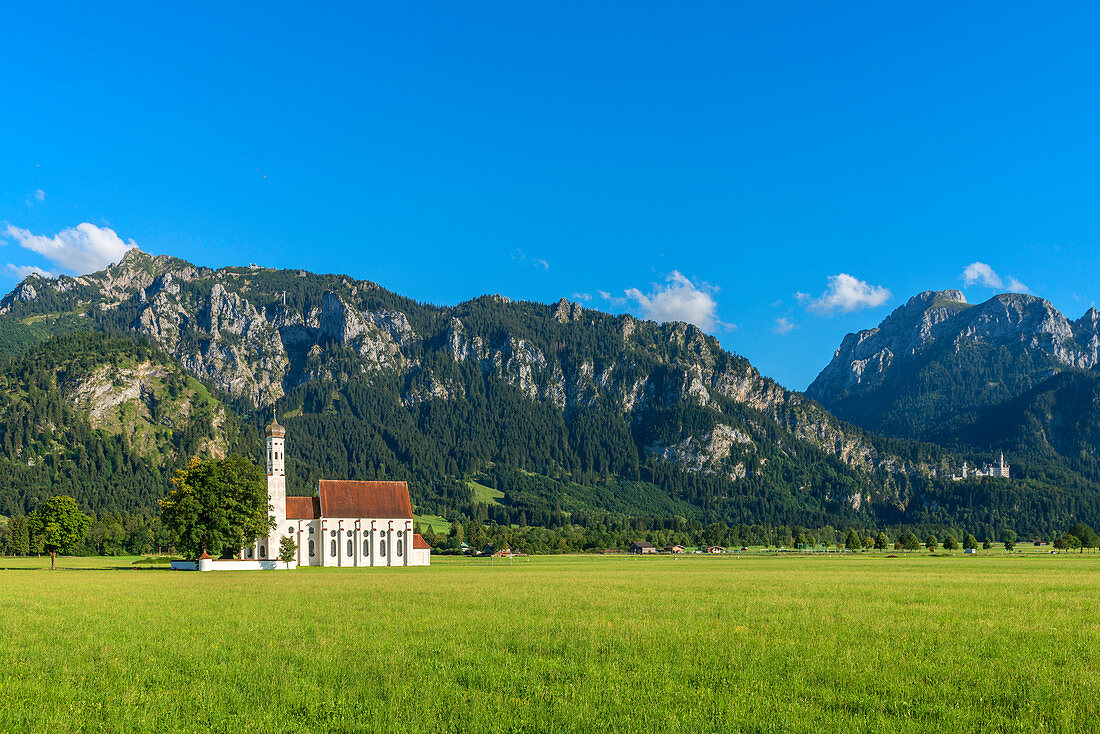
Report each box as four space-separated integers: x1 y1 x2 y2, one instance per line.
1 251 1095 533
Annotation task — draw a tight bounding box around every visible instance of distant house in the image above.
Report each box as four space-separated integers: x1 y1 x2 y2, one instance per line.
665 545 685 554
628 541 657 555
704 546 724 554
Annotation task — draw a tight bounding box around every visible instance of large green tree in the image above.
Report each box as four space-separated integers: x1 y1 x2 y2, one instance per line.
159 455 273 560
26 495 90 569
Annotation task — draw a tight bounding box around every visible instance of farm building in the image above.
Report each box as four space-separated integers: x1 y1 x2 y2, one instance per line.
666 545 685 554
628 541 657 554
703 546 724 554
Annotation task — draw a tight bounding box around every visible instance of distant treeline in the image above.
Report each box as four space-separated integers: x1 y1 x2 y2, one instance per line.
1 512 174 557
4 509 1095 558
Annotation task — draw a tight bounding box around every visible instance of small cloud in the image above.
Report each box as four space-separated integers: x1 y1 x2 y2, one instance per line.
772 317 797 335
610 270 726 332
510 248 549 272
34 189 45 202
962 262 1003 289
805 273 891 315
769 299 783 308
961 262 1030 294
6 263 58 279
2 222 137 274
572 292 592 302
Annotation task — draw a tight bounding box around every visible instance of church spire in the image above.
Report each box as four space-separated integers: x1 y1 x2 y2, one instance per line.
266 408 285 437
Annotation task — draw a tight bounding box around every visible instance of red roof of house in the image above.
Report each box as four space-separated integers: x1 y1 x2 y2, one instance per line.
317 480 413 519
413 533 431 550
286 495 321 519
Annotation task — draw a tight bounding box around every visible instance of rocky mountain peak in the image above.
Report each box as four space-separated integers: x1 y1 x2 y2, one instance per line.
552 298 585 324
808 286 1100 438
906 289 967 307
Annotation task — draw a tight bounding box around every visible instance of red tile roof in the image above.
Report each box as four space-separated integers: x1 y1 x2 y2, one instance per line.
286 495 321 519
317 480 413 519
413 533 431 550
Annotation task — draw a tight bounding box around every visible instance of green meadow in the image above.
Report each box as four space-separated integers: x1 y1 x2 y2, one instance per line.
1 553 1098 733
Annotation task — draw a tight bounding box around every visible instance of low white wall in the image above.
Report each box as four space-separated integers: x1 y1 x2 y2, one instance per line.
210 559 297 571
171 559 298 571
410 548 431 566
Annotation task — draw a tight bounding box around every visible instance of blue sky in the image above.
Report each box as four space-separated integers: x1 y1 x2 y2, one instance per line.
2 2 1099 389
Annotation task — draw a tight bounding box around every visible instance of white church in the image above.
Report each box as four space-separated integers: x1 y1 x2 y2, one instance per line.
246 416 431 567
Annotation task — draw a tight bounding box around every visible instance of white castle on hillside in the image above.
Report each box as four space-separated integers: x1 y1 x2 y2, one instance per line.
244 415 431 567
951 452 1011 481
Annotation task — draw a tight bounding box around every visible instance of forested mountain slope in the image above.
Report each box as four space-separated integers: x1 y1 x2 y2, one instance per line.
808 289 1100 440
0 333 247 517
0 251 1094 532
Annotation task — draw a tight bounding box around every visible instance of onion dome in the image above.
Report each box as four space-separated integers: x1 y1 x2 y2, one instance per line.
266 414 286 437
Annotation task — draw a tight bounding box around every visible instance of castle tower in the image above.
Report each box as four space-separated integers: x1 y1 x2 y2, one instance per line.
265 413 287 559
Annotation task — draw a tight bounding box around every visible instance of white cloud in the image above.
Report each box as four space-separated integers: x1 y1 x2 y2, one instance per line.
805 273 891 315
572 292 592 302
961 262 1031 293
510 248 549 271
962 262 1003 289
611 270 724 332
773 317 797 334
1 222 137 274
6 263 58 279
34 189 45 202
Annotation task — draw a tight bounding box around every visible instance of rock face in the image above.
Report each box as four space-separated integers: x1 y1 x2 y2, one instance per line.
65 359 229 461
807 289 1100 439
0 248 933 496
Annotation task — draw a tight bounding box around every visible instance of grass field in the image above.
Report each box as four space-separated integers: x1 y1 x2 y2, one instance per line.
1 553 1099 733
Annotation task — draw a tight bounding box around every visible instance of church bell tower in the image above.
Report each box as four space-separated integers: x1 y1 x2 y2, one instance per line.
265 412 287 557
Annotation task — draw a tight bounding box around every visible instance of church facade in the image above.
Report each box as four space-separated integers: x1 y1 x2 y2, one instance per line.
248 417 431 567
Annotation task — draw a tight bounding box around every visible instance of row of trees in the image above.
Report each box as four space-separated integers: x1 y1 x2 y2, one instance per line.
5 453 1099 562
422 517 1097 557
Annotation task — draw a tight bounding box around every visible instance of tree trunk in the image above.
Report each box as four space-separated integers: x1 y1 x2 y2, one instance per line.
50 550 56 570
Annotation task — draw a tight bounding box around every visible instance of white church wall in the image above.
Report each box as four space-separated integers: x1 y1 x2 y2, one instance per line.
312 517 416 567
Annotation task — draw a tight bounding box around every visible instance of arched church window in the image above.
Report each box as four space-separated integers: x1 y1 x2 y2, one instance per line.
308 526 315 534
397 539 403 557
330 539 337 556
363 539 370 556
380 540 387 557
347 539 353 557
308 539 315 557
260 546 266 558
246 548 254 559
